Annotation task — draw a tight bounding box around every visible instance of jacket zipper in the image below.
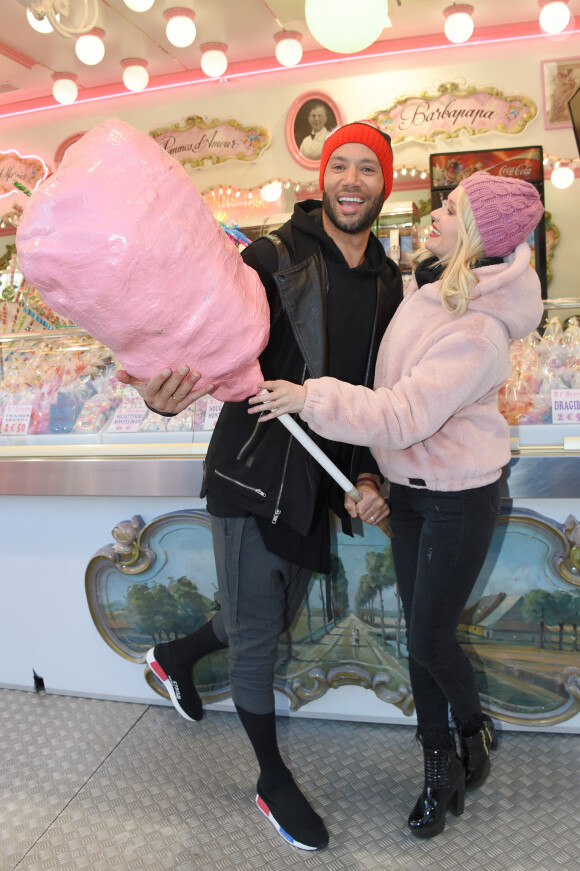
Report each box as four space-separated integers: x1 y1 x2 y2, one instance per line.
214 469 267 499
271 362 308 524
236 417 263 462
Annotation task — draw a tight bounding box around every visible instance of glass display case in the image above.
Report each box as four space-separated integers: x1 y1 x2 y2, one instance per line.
0 328 221 497
373 200 421 272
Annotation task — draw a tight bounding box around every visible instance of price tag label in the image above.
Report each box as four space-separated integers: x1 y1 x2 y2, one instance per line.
109 395 147 432
551 388 580 425
1 404 33 435
203 397 223 431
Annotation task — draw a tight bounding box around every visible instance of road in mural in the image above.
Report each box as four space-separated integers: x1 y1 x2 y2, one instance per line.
86 508 580 726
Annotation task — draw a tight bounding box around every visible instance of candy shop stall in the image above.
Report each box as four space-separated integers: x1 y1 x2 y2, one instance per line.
1 251 579 732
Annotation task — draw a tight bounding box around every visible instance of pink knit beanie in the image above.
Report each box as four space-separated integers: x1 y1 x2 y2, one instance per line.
319 121 393 199
459 171 544 257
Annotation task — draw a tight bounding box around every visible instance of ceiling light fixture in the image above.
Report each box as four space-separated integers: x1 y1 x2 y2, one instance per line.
443 4 474 43
304 0 388 54
164 7 196 48
26 7 58 32
51 72 78 104
123 0 155 11
538 0 571 34
551 163 575 188
75 27 105 64
260 180 283 203
200 43 228 78
23 0 98 38
274 31 303 67
121 58 149 91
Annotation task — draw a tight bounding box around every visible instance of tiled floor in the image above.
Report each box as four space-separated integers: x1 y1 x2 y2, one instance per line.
2 687 579 871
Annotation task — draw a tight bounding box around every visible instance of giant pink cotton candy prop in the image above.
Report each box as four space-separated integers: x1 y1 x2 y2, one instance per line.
15 117 270 401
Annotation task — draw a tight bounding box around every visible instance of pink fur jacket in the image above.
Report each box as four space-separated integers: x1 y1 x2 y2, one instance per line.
301 243 543 492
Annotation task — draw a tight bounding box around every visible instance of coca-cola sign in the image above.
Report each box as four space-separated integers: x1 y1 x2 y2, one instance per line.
369 82 537 144
430 147 544 189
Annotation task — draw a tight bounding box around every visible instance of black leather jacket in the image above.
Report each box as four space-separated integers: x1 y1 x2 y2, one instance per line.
202 201 402 558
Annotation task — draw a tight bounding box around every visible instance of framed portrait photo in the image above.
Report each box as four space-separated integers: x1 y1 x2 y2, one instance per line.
285 90 345 171
542 57 580 129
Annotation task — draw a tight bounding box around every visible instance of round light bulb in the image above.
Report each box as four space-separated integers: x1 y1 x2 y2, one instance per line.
274 32 303 67
121 60 149 91
75 31 105 65
123 0 155 11
443 5 475 43
551 165 575 189
26 8 56 33
260 181 282 203
165 9 196 48
539 1 571 34
200 43 228 78
305 0 387 53
52 75 78 105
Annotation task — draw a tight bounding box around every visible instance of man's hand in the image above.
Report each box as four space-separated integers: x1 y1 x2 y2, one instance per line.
116 365 214 415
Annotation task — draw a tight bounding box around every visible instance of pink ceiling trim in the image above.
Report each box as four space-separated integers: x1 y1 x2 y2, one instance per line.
0 40 37 70
1 19 579 120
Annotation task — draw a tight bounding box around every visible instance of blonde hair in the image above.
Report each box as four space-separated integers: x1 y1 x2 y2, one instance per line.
415 185 486 316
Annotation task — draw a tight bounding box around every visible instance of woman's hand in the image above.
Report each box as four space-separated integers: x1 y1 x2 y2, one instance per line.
345 477 391 527
247 380 307 420
116 365 214 415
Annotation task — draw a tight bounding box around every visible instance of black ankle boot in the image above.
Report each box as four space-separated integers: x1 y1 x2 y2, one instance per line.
408 748 466 838
459 714 498 791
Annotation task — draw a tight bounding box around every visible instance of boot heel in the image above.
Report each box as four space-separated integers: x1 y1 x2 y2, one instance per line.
450 777 465 817
408 748 466 838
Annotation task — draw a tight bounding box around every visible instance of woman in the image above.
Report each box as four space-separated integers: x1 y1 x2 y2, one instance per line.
248 172 545 838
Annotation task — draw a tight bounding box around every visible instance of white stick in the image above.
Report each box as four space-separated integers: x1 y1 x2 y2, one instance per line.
278 411 357 497
275 408 393 538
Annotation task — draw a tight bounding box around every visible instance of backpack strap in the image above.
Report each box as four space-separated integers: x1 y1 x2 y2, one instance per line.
263 232 294 272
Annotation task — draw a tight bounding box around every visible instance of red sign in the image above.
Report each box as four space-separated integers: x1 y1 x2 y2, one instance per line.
430 146 544 189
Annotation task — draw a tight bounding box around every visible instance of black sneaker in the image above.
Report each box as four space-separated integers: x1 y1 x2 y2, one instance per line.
146 644 203 722
255 776 329 851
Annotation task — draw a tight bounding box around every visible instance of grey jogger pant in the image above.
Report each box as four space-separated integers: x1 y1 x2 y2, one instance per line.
209 515 312 714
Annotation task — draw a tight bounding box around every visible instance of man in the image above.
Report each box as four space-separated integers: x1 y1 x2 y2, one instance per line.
299 103 330 160
117 121 402 851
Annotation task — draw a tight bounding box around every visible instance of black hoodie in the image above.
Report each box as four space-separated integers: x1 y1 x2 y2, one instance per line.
203 200 402 572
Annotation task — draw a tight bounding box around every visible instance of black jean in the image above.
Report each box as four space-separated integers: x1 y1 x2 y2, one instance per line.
389 480 501 737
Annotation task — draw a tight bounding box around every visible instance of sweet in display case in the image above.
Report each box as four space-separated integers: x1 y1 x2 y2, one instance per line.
0 328 222 451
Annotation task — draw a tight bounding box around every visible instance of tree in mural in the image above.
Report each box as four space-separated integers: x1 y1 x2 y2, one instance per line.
329 553 349 624
522 589 556 649
550 590 580 651
356 549 397 647
568 594 580 652
126 577 213 644
167 575 212 637
355 573 376 625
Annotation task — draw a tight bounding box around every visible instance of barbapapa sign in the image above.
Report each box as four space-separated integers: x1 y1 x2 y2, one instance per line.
150 115 271 167
369 82 537 144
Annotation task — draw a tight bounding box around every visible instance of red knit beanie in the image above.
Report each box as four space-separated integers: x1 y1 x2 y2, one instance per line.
319 121 393 199
459 171 544 257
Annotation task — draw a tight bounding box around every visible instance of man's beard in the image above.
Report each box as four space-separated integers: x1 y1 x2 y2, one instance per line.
322 187 385 235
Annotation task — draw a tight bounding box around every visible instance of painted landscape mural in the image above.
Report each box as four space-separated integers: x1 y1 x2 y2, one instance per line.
86 507 580 727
